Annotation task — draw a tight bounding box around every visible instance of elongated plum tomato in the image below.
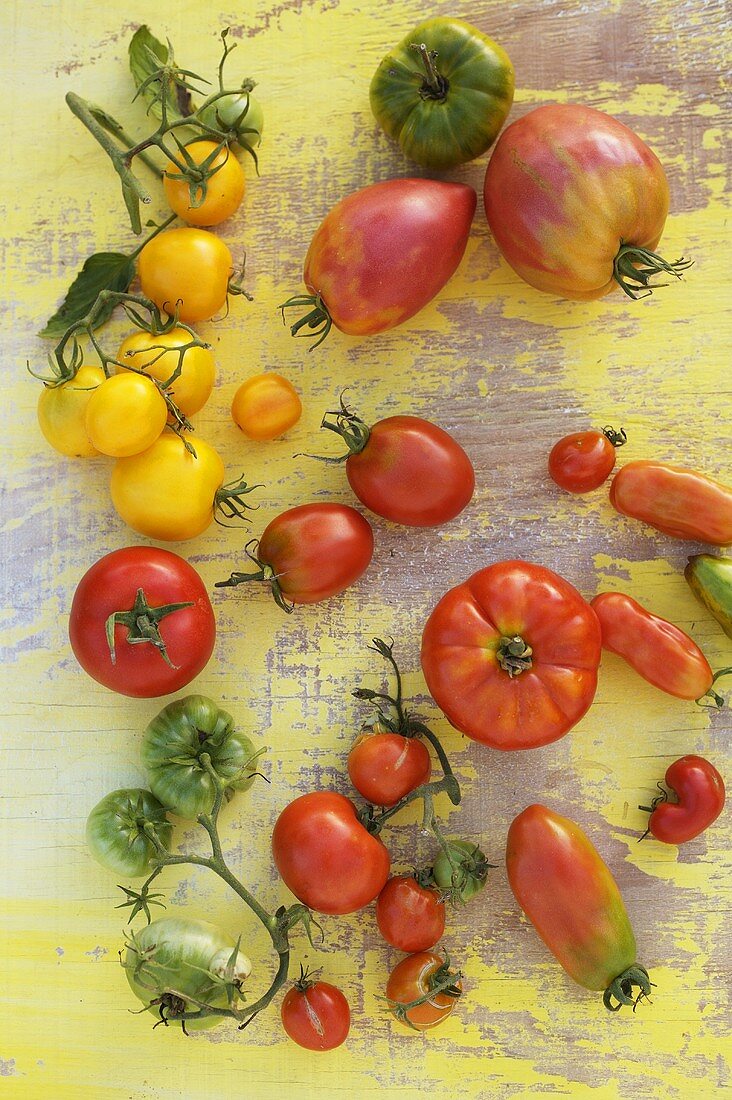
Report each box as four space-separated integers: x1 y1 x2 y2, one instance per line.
548 427 626 494
281 974 350 1051
163 140 245 227
282 179 476 345
506 805 651 1010
483 104 690 300
641 755 725 844
138 228 233 323
348 728 431 806
386 951 462 1031
116 328 215 418
271 791 390 914
685 554 732 640
376 876 446 952
421 561 601 750
610 461 732 545
37 364 105 457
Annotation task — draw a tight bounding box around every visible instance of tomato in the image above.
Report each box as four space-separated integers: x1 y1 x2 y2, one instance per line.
271 791 390 914
37 364 105 457
163 140 245 227
376 876 445 952
69 547 215 698
591 591 714 700
117 328 215 418
141 695 259 819
421 560 602 750
370 17 514 170
217 503 374 610
483 104 690 300
282 179 476 346
348 728 430 807
86 788 172 877
231 373 302 440
138 228 234 323
548 427 627 494
84 372 167 457
641 756 725 844
280 972 350 1051
610 461 732 545
199 89 264 149
386 951 462 1031
124 917 251 1031
431 838 490 903
320 405 474 526
685 554 732 640
506 805 651 1010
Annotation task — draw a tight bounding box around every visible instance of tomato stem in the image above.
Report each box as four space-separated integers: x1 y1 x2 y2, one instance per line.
696 666 732 709
409 43 449 102
215 539 294 613
496 635 533 677
612 244 693 300
601 425 627 448
303 396 372 463
603 965 653 1012
104 587 194 668
279 294 333 350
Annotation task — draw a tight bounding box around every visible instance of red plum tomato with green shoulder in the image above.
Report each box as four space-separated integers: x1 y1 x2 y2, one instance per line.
69 547 215 698
86 788 172 877
641 756 725 844
376 875 446 952
348 728 431 806
609 461 732 545
280 973 350 1051
271 791 390 914
421 560 601 749
386 951 462 1031
548 427 626 494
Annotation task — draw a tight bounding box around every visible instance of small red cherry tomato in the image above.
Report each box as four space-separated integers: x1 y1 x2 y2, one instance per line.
548 426 626 494
609 461 732 545
641 756 725 844
376 876 446 952
386 951 462 1031
281 972 350 1051
348 730 431 806
591 592 714 700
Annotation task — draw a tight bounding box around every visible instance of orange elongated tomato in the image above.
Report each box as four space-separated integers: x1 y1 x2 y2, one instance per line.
609 461 732 545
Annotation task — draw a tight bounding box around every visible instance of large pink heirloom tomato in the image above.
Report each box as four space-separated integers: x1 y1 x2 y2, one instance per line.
483 104 690 300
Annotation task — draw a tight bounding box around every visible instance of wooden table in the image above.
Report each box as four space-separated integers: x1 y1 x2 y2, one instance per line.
3 1 729 1097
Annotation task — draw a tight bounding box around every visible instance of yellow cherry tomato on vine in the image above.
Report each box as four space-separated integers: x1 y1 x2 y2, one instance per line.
37 364 105 457
137 228 233 324
231 373 302 440
163 140 246 227
85 373 168 458
116 328 216 418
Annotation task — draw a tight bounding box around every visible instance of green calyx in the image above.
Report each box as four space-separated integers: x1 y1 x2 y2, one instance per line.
214 539 294 614
603 965 653 1011
105 587 194 668
214 475 262 527
496 635 533 677
316 398 372 461
613 244 693 300
278 293 333 351
601 425 627 449
410 42 449 101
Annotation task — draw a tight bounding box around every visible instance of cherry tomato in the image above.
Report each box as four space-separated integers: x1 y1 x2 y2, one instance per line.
271 791 390 914
484 104 689 300
283 179 476 345
386 951 462 1031
431 838 490 903
69 547 216 698
37 365 105 457
506 805 651 1010
231 373 302 440
548 427 627 494
376 876 445 952
591 591 714 700
163 140 245 227
138 228 233 324
117 328 215 418
84 372 168 457
348 729 430 806
641 756 725 844
610 461 732 545
198 90 264 149
421 561 602 750
280 972 350 1051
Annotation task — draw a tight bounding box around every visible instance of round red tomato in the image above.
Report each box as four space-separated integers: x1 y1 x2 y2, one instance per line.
386 951 462 1031
421 560 602 750
642 756 725 844
280 973 350 1051
348 729 431 807
548 427 626 494
376 876 446 952
69 547 216 698
271 791 390 914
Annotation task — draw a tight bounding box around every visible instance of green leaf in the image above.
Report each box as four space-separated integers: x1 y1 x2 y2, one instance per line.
40 251 135 338
129 26 192 120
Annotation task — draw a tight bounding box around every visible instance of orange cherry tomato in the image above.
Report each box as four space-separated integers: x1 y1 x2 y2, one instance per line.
609 461 732 545
231 373 302 440
116 328 215 418
386 951 462 1031
163 140 245 227
138 228 233 324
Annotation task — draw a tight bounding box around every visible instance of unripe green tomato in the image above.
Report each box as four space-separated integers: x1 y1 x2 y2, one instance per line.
432 838 490 902
86 788 172 877
199 92 264 148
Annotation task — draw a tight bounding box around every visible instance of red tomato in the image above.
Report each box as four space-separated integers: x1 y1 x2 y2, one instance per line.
348 729 431 806
641 756 725 844
506 805 651 1010
609 461 732 545
216 503 374 610
421 561 601 750
548 427 626 494
376 876 446 952
69 547 215 698
591 591 714 700
282 179 476 345
271 791 390 914
483 104 689 300
280 974 350 1051
386 951 462 1031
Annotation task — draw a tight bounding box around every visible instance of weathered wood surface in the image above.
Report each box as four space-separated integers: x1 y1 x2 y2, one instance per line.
2 1 730 1097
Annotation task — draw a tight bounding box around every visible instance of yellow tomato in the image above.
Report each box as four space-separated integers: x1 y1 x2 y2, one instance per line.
37 365 105 457
163 140 245 227
116 328 216 418
231 373 302 440
85 373 168 458
110 434 225 541
137 228 233 324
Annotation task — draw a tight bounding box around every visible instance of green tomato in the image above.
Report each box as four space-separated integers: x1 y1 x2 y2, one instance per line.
199 90 264 148
86 788 172 878
432 838 490 903
370 17 514 170
124 917 252 1031
141 695 259 819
